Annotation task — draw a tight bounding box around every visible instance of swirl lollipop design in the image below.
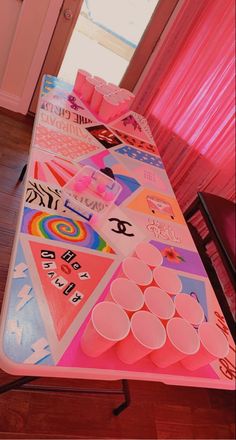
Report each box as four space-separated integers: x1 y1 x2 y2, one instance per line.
21 208 113 253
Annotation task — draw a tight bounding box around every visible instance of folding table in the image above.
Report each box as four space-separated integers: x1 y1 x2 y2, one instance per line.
0 76 235 414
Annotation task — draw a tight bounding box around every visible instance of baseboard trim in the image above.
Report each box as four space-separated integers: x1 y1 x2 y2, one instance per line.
0 89 22 114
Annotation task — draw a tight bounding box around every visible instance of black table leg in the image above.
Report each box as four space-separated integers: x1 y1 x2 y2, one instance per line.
113 379 130 416
18 164 27 182
0 376 37 394
0 376 131 415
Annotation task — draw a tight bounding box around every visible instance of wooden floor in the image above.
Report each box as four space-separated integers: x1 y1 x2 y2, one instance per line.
0 108 235 439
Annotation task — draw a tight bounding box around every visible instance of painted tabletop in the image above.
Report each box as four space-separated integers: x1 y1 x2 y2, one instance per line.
0 75 235 389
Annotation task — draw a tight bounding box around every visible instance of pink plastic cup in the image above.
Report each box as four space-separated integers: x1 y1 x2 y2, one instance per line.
98 95 119 121
153 266 182 295
119 89 135 111
73 69 90 95
174 293 204 327
93 76 106 85
116 311 166 364
107 82 120 93
80 301 130 357
144 286 175 324
90 84 111 113
81 77 101 103
181 322 229 370
135 242 163 267
122 257 153 286
90 85 104 113
109 277 144 315
150 317 200 368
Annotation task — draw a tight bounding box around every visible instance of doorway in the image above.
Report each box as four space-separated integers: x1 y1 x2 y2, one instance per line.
58 0 158 85
29 0 179 113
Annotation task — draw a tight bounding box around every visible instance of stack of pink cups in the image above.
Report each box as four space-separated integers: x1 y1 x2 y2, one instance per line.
73 69 135 122
80 241 229 370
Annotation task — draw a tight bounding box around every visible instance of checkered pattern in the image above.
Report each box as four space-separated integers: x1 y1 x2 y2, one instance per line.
35 125 99 159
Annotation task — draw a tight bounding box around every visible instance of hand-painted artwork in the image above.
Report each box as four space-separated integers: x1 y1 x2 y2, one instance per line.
1 74 235 391
146 217 181 243
132 164 174 196
125 208 196 251
28 241 116 340
86 125 122 149
40 100 94 127
179 275 208 321
67 94 85 112
150 240 207 277
81 150 140 205
112 128 158 155
41 75 72 96
3 242 53 365
114 145 164 169
110 113 154 144
95 205 146 256
126 188 185 225
25 179 62 211
39 110 95 141
131 111 156 144
34 124 100 160
28 148 78 187
25 179 80 219
21 207 114 253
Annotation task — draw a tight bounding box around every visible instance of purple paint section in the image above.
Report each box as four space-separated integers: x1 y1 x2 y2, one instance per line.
150 240 207 277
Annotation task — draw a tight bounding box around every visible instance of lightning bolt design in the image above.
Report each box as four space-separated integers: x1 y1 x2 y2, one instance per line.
16 284 33 312
8 320 23 345
13 263 28 278
24 338 50 364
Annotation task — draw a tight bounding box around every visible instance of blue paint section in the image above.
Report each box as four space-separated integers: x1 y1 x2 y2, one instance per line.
3 242 54 365
115 145 164 169
179 276 208 321
115 174 140 205
42 75 72 95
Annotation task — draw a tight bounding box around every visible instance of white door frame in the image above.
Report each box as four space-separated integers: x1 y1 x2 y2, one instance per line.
29 0 84 114
0 0 63 115
30 0 177 113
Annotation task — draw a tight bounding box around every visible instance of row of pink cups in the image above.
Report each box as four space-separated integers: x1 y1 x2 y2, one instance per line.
80 242 229 370
80 301 229 369
73 69 135 122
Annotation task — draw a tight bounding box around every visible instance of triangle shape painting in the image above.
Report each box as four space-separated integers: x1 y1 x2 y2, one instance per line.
110 113 153 143
28 240 116 340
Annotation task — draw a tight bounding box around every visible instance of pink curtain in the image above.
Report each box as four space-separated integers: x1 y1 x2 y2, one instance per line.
141 0 235 210
135 0 235 314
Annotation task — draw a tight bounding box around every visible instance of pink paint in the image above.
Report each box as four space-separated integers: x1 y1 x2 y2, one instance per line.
181 322 229 371
151 317 200 368
103 190 114 201
116 311 166 364
73 180 87 192
96 183 106 194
